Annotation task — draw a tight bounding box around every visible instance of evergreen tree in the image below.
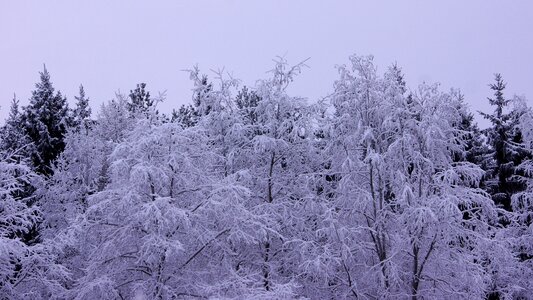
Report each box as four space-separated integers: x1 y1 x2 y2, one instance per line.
8 95 21 123
3 53 533 299
171 104 198 128
235 85 261 126
0 150 68 298
480 74 528 210
0 94 31 155
20 66 69 175
385 62 407 95
192 75 213 116
72 85 92 131
127 82 153 115
452 91 491 169
0 95 35 207
169 74 215 128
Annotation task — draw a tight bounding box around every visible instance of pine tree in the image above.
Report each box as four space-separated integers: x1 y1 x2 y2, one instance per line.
21 66 69 175
480 74 527 210
171 104 198 128
127 82 153 115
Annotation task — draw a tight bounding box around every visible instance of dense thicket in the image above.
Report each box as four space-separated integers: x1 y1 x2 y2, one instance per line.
1 55 532 299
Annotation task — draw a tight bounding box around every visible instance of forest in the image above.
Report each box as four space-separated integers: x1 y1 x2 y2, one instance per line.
1 55 532 299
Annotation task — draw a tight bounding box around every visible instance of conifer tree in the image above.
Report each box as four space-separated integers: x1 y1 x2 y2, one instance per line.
0 150 68 298
72 85 92 131
480 74 528 210
21 66 69 175
0 95 35 207
2 53 532 299
385 62 407 95
171 104 198 128
235 85 261 126
192 75 213 116
451 91 491 175
127 82 153 115
0 94 31 155
169 73 214 128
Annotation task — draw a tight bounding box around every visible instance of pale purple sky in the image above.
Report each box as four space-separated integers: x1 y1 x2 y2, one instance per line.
1 1 532 128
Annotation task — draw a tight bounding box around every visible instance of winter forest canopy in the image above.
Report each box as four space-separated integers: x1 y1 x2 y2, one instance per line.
1 55 533 300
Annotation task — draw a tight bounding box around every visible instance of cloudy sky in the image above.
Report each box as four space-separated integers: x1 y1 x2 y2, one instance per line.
1 0 532 127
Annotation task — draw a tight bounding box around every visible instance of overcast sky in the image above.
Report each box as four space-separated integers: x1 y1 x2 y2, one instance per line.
1 1 532 128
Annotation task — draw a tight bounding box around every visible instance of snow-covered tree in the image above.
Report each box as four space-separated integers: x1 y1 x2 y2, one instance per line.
127 83 153 115
0 95 31 156
451 91 489 165
169 75 215 129
480 74 529 211
171 104 198 128
0 150 68 299
494 96 533 298
71 85 92 132
95 94 133 144
20 66 69 175
40 94 135 236
235 85 261 127
40 130 107 235
62 119 277 298
2 54 532 299
192 74 214 117
224 58 324 295
322 55 501 299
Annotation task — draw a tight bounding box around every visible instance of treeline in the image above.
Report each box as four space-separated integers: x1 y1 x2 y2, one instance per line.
1 56 532 299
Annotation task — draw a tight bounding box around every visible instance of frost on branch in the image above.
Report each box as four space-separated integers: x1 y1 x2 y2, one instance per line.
3 55 533 299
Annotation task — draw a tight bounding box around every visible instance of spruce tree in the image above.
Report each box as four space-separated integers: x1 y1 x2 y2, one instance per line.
453 92 490 167
21 66 69 175
386 62 407 94
72 84 92 131
480 74 527 210
0 94 31 155
193 75 213 116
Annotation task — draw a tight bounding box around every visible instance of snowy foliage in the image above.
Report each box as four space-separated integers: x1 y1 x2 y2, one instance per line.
322 55 505 299
20 66 70 175
0 151 67 299
1 55 533 299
